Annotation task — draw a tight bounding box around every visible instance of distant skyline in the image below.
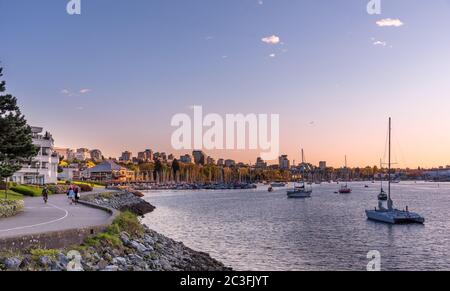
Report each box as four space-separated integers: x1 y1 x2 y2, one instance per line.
2 0 450 168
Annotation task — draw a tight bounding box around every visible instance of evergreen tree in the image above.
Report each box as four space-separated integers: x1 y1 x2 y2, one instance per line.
0 66 38 198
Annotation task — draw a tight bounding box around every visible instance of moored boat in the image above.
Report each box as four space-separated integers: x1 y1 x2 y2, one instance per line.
365 118 425 225
287 149 312 199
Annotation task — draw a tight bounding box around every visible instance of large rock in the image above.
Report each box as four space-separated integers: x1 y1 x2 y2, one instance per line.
3 257 22 271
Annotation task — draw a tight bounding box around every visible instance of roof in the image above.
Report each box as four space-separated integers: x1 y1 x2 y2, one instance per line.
88 160 123 173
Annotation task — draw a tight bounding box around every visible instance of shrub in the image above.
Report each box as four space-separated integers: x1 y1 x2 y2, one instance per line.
77 184 93 192
30 249 59 260
47 184 70 195
83 212 143 248
10 185 42 197
113 211 144 237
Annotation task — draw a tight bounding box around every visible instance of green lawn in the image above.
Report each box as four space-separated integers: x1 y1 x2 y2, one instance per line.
0 190 23 201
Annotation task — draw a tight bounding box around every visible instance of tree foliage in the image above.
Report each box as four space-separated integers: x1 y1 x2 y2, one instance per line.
0 66 38 181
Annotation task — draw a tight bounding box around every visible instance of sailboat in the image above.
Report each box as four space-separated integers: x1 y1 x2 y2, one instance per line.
366 118 425 224
287 149 312 198
338 156 352 194
378 158 388 201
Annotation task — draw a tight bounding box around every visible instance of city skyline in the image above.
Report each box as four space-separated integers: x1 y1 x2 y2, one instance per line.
2 0 450 168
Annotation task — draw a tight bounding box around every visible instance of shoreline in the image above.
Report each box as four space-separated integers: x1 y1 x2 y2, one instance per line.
0 191 231 271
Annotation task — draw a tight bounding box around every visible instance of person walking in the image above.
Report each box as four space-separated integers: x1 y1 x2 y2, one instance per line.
74 186 80 205
67 186 76 205
42 186 49 204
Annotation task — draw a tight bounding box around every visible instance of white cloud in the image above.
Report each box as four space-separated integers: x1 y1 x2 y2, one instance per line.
79 88 92 94
61 88 92 96
269 53 276 58
376 18 404 27
261 35 281 45
373 40 387 46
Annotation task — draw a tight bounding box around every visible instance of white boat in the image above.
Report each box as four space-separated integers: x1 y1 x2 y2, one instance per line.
366 118 425 224
287 149 312 199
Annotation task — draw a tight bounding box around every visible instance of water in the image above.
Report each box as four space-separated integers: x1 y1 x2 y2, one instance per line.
141 182 450 271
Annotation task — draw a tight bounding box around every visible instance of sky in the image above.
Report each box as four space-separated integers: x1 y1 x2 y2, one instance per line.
1 0 450 168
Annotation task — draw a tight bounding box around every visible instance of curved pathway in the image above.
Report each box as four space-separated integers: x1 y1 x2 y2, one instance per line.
0 190 112 239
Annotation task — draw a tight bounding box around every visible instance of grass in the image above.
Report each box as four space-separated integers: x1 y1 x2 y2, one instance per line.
30 249 60 260
0 190 23 201
84 211 144 248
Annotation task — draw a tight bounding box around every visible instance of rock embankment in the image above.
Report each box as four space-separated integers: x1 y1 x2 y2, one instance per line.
82 191 155 216
0 226 230 271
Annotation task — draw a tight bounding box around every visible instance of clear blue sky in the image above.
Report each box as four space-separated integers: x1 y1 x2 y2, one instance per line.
1 0 450 167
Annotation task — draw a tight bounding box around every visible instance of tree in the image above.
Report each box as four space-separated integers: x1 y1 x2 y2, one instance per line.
171 159 180 176
0 66 38 199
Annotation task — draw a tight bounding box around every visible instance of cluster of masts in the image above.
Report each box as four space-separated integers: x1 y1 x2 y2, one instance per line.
282 118 425 225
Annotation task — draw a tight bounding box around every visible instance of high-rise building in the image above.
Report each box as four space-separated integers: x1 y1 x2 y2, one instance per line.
192 150 206 165
255 157 267 168
217 159 224 167
225 159 236 167
206 156 216 165
180 154 192 164
279 155 290 170
90 149 103 161
137 149 153 162
75 148 91 161
319 161 327 171
120 151 133 162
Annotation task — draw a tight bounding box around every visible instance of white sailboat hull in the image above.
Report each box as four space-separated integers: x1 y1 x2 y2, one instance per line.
365 209 425 224
287 189 312 198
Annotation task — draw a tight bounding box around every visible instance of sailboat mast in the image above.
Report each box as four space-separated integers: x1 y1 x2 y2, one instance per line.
301 149 305 186
388 117 391 201
380 158 383 190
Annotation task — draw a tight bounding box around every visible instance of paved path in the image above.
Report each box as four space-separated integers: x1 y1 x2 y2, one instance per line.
0 189 113 239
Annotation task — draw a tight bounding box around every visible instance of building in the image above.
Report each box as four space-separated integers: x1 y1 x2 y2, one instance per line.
74 148 90 161
279 155 290 170
137 149 153 162
12 127 59 185
224 159 236 167
192 150 206 165
153 152 167 162
90 149 103 161
85 160 135 182
217 159 224 167
255 157 267 168
120 151 133 163
319 161 327 171
180 154 192 164
206 156 216 165
57 167 79 181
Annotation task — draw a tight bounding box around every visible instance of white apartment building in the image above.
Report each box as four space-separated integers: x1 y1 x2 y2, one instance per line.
11 126 59 185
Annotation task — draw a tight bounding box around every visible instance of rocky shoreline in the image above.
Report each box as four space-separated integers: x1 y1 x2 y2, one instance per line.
0 191 231 271
81 190 155 216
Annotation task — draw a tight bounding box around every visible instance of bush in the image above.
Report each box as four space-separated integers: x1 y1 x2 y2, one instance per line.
83 212 144 248
76 184 93 192
47 184 70 195
10 185 43 197
112 211 144 237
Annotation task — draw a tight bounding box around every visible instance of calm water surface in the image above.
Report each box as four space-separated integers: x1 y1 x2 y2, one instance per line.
142 182 450 271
